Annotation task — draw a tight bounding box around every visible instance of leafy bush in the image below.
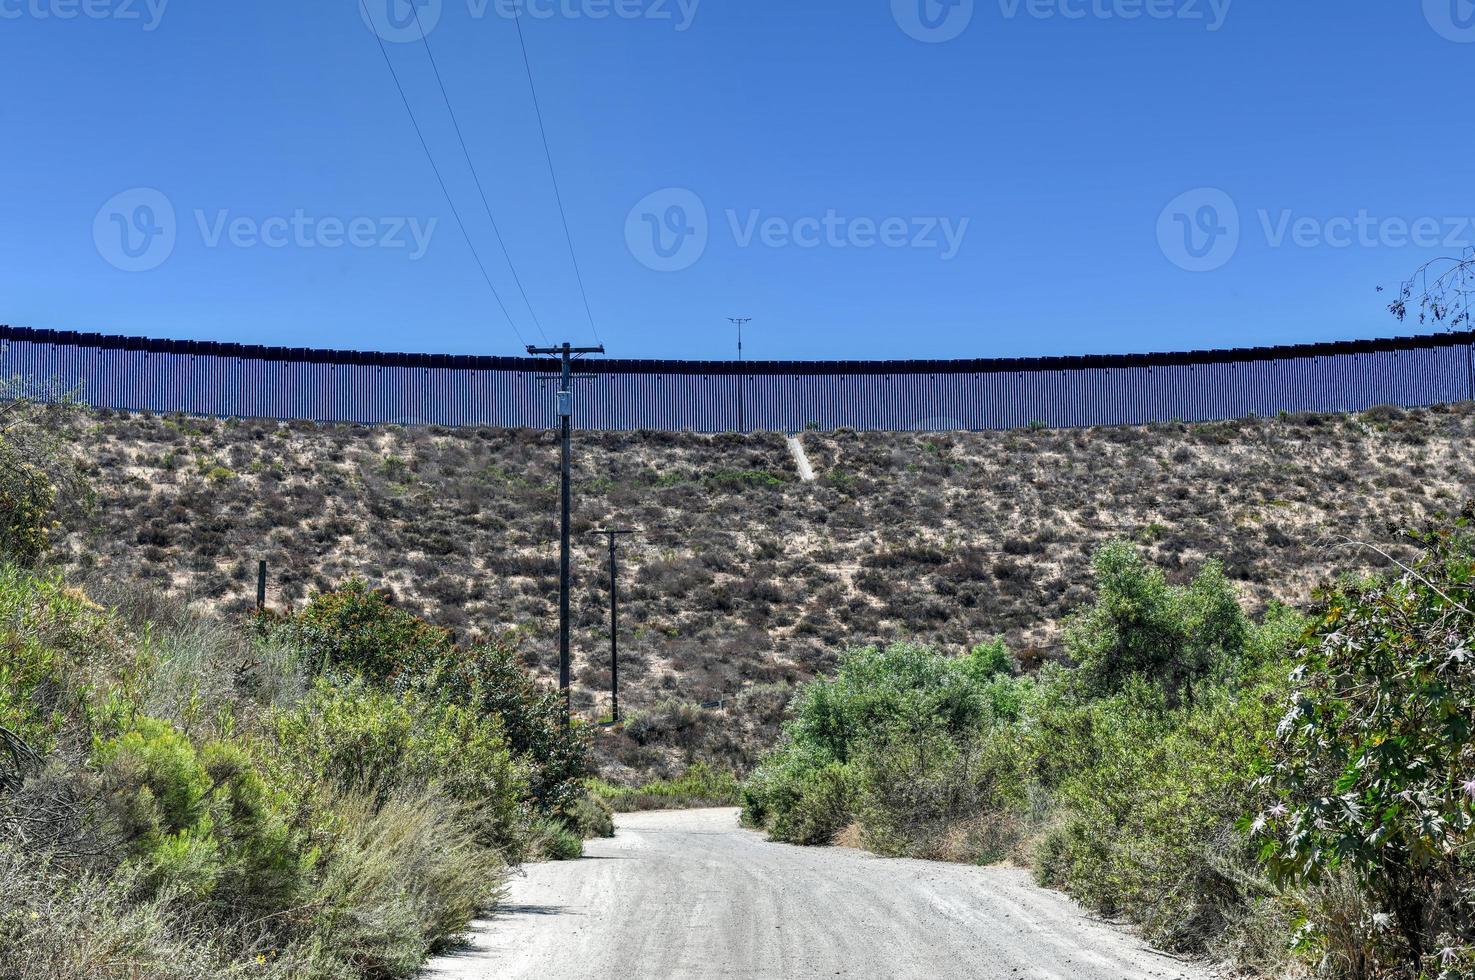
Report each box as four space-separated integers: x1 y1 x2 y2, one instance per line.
1251 520 1475 977
0 392 90 566
259 583 590 819
857 726 1025 863
534 817 586 861
269 680 531 858
744 543 1305 965
564 792 615 838
742 642 1030 849
261 578 454 685
1 564 578 980
1065 542 1248 705
1031 670 1287 956
94 717 306 915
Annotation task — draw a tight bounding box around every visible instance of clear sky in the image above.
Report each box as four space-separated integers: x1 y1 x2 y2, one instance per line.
2 1 1472 361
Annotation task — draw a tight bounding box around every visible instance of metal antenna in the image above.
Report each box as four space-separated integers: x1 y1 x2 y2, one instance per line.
728 317 752 432
529 341 605 723
591 528 635 724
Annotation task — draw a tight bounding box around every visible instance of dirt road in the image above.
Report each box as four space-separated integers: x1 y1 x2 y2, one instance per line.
421 808 1207 980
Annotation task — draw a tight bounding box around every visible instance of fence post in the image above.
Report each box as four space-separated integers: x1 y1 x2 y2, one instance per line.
256 560 267 612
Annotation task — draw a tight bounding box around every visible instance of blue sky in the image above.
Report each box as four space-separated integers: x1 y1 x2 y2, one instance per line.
2 1 1472 361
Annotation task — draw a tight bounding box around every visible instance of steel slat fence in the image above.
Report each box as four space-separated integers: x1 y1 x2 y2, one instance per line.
1 324 1471 433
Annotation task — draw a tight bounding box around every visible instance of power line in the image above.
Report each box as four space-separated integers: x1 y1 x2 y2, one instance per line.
357 0 527 348
408 1 550 346
513 13 601 345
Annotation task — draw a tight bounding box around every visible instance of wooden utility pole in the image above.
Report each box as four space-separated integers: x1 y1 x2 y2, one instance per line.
529 342 604 722
592 529 634 723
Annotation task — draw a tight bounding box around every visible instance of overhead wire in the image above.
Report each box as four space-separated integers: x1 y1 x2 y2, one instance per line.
408 1 551 345
512 12 602 345
357 0 528 348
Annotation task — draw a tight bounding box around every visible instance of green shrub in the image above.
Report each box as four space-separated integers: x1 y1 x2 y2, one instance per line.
764 762 857 845
1031 672 1285 955
260 584 590 819
259 579 454 685
535 818 585 861
0 846 311 980
857 726 1025 863
1065 542 1249 705
1251 520 1475 977
742 642 1031 846
269 680 530 858
564 792 615 839
93 716 306 915
0 395 90 566
438 641 591 817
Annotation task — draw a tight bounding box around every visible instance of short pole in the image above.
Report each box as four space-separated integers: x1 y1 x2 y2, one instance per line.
593 529 634 724
256 560 267 612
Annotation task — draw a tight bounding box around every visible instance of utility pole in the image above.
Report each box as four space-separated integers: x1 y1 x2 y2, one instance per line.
529 341 605 722
728 317 751 432
592 529 634 723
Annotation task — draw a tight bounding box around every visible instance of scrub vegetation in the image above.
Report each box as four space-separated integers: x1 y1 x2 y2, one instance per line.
0 399 607 980
8 389 1475 977
741 523 1475 978
50 400 1475 782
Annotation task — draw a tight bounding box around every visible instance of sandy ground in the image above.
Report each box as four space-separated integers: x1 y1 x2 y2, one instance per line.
420 808 1210 980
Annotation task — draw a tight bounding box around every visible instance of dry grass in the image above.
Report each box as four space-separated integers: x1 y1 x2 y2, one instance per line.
57 403 1475 777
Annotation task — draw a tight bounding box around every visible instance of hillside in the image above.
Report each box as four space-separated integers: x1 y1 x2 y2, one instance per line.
61 402 1475 776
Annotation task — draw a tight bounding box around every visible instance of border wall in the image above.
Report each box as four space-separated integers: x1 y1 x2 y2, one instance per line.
2 325 1470 432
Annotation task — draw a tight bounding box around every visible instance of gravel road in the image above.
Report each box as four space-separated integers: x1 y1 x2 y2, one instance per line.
421 808 1209 980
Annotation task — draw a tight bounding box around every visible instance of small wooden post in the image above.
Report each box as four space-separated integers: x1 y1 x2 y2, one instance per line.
256 560 267 612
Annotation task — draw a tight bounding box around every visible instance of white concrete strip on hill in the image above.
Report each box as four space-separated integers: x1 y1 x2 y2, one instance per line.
786 434 816 482
420 808 1207 980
